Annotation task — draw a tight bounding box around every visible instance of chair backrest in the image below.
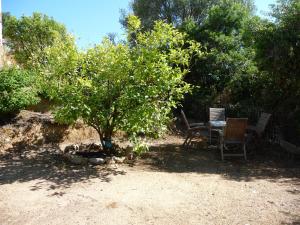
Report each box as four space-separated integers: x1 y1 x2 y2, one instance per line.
224 118 248 142
256 113 271 135
209 108 225 121
181 110 190 129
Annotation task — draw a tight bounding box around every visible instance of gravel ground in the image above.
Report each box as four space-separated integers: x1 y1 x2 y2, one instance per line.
0 137 299 225
0 111 299 225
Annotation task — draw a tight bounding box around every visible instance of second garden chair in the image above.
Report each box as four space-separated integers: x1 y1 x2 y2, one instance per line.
181 110 208 149
219 118 248 160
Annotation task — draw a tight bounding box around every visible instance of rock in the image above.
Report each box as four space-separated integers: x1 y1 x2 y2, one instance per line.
89 157 106 165
88 143 101 151
4 143 13 150
127 152 134 160
113 156 125 164
105 157 115 165
64 144 80 154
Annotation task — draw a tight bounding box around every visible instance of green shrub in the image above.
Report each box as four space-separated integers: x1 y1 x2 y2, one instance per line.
0 67 40 114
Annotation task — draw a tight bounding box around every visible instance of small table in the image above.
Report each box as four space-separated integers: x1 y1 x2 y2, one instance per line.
209 120 226 143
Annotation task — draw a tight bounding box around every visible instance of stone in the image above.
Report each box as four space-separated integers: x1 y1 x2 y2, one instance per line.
89 157 106 165
127 152 134 160
88 143 101 151
113 156 125 164
64 144 80 154
105 157 115 165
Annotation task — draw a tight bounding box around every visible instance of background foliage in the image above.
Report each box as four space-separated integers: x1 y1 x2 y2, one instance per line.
1 0 299 145
0 67 40 115
124 0 300 142
3 12 70 69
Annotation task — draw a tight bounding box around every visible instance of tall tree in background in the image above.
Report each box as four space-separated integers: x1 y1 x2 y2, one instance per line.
181 0 259 117
124 0 258 119
253 0 300 141
254 0 300 110
121 0 255 30
3 12 70 68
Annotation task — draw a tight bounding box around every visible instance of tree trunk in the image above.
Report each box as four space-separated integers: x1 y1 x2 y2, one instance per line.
90 123 114 153
96 129 113 152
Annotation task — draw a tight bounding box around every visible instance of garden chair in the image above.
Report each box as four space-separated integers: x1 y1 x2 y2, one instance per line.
181 110 208 149
219 118 248 160
209 108 226 143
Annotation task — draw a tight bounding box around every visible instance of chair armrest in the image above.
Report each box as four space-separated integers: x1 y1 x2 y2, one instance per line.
190 122 206 127
188 126 207 132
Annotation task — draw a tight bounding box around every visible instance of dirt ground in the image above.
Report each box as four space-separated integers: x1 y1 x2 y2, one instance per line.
0 111 300 225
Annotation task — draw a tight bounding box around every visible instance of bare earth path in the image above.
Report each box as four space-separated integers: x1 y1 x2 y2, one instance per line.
1 135 299 225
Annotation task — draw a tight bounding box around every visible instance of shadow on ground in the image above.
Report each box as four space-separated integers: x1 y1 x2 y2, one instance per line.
1 137 299 192
280 211 300 225
0 142 126 192
135 142 300 184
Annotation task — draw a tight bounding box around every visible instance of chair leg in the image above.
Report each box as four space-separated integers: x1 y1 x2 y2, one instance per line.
183 135 189 147
186 136 193 149
220 144 224 161
243 143 247 160
209 127 211 144
183 134 193 149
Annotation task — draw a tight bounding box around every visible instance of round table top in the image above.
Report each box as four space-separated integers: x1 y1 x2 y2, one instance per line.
209 120 226 127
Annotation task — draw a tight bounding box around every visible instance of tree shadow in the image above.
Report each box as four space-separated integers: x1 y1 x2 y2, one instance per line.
136 142 300 184
280 211 300 225
0 141 126 195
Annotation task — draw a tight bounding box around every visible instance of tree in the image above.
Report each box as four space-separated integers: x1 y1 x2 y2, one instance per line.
121 0 255 30
253 0 300 142
123 0 258 119
178 0 259 118
52 16 200 152
254 0 300 110
3 12 69 68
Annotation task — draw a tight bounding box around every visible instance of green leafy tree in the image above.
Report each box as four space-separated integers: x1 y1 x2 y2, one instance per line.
179 0 259 117
0 67 40 114
121 0 255 30
38 35 82 98
3 12 69 68
253 0 300 141
53 16 200 151
123 0 258 119
254 0 300 110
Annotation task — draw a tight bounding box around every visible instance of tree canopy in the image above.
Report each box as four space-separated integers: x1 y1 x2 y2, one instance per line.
3 12 70 68
121 0 255 30
49 16 200 151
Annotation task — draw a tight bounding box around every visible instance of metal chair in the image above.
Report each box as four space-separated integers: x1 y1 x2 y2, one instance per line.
209 108 225 143
247 112 271 138
220 118 248 160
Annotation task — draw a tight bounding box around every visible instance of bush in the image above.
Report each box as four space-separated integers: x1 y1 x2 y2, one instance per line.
0 67 40 114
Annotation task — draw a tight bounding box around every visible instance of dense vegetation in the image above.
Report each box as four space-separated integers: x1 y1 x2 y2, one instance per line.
0 67 39 115
1 0 299 148
124 0 300 142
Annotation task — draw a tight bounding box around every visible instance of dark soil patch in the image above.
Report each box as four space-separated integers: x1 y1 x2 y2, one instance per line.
75 151 108 158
